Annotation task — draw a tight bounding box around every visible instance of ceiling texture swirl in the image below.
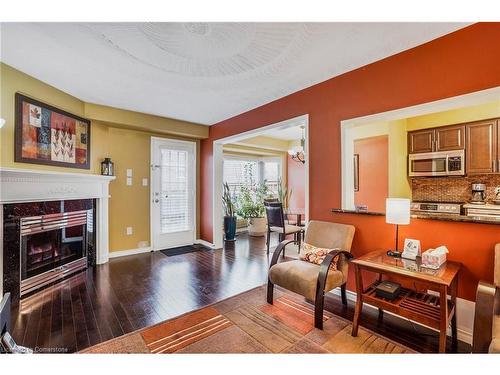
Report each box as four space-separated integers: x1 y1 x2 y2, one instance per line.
0 22 467 125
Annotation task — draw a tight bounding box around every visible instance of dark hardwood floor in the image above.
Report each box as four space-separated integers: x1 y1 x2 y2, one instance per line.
11 232 471 353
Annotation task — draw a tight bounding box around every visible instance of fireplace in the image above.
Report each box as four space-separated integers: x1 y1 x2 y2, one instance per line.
20 209 91 296
3 199 96 301
1 168 115 302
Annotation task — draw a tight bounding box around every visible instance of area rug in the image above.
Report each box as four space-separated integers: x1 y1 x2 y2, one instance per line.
80 285 415 354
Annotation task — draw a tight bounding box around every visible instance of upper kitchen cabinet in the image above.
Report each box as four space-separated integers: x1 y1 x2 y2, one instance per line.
435 125 465 151
408 129 435 153
408 125 465 154
466 119 498 174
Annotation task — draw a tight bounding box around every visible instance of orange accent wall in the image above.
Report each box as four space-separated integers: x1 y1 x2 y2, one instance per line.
287 155 305 210
354 136 388 212
201 23 500 301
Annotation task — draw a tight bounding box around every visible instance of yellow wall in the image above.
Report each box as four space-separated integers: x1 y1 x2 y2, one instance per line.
406 100 500 130
0 63 204 252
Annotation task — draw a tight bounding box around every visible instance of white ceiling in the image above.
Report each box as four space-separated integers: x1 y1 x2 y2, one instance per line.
261 125 305 141
0 23 467 125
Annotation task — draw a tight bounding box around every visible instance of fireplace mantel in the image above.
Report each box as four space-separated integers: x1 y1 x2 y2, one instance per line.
0 168 115 204
0 168 115 276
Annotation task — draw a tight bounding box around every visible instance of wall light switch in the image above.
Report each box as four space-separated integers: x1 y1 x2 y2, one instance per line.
126 227 133 235
126 169 133 177
142 178 148 187
126 177 133 186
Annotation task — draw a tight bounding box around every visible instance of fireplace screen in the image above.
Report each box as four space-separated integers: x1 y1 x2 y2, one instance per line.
20 210 90 296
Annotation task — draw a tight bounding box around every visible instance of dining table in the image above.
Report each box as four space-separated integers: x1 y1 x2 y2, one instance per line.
284 207 305 227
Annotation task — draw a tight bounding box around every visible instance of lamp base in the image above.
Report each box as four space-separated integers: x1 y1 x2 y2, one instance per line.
386 250 402 258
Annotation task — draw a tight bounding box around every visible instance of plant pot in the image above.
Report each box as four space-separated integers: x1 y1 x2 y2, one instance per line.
223 216 237 241
248 217 267 237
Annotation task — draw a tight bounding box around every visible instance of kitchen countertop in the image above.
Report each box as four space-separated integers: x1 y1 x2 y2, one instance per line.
410 212 500 225
330 208 384 216
331 208 500 225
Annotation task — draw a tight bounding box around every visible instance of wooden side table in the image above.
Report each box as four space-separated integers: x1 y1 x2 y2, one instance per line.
351 250 461 353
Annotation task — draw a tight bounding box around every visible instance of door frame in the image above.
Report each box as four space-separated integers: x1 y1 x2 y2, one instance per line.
212 114 309 249
150 136 197 251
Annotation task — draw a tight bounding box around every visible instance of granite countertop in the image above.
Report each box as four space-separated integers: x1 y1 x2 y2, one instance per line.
331 208 500 225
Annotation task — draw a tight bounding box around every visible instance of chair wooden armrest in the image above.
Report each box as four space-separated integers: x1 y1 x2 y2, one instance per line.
472 281 499 353
316 250 354 295
313 250 354 329
269 240 295 268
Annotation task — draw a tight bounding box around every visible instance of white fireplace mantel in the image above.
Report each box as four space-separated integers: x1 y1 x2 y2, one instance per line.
0 168 115 274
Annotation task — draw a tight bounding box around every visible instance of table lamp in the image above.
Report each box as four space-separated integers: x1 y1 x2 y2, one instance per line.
386 198 410 257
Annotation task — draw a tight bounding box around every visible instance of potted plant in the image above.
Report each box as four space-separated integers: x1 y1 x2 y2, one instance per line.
237 183 271 237
222 182 237 241
277 176 292 209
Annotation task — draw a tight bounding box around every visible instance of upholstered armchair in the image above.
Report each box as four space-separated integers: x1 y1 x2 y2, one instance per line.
473 243 500 353
267 220 355 329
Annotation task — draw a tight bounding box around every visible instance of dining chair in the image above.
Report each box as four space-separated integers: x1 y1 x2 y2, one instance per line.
264 201 303 254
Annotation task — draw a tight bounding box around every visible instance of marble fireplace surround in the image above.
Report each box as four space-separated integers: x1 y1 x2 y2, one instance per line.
0 168 115 297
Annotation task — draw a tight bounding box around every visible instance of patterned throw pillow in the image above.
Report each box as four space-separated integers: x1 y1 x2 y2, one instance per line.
299 242 341 269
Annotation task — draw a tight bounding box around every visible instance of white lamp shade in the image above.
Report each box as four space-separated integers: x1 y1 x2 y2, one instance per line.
386 198 410 225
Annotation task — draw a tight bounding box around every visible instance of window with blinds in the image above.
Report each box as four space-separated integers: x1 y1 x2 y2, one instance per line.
223 157 281 197
160 148 192 234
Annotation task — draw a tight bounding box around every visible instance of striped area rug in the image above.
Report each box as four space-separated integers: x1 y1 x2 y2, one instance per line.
141 307 232 353
81 285 415 354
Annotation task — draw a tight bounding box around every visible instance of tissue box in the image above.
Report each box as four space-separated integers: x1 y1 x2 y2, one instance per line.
421 247 447 269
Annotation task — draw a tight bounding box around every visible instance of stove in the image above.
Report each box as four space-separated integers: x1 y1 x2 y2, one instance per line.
410 202 462 215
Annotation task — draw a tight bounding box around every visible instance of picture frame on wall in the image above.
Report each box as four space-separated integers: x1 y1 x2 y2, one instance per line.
15 93 91 169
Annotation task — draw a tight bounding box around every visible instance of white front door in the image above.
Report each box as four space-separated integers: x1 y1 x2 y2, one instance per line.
151 137 196 250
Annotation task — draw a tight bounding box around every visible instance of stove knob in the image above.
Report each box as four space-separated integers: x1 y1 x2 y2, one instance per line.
451 206 457 211
439 205 444 210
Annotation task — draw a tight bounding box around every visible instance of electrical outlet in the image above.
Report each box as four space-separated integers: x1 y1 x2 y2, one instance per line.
126 177 132 186
126 169 133 177
142 178 148 187
138 241 149 248
126 227 133 235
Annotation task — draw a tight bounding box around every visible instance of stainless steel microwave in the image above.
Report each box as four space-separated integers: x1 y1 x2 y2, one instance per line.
408 150 465 177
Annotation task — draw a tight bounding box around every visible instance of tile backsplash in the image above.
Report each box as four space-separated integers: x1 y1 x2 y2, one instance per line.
411 174 500 203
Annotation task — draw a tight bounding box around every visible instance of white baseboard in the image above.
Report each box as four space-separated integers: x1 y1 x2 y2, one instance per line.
329 288 473 345
108 246 152 258
194 239 216 249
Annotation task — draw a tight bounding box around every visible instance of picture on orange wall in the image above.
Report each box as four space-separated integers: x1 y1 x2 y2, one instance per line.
15 93 91 169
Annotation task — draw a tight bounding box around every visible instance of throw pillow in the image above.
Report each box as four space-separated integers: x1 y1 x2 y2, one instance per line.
299 242 340 269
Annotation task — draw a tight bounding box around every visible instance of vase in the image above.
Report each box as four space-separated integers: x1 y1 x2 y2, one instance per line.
223 216 237 241
248 217 266 237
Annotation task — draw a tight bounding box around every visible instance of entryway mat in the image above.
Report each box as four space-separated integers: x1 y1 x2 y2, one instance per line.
160 244 212 257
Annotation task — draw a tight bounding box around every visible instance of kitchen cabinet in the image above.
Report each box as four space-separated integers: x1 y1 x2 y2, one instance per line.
408 125 465 154
466 119 498 174
436 125 465 151
408 129 434 154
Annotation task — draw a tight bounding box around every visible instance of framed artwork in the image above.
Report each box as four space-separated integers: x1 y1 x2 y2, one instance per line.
353 154 359 192
15 93 91 169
